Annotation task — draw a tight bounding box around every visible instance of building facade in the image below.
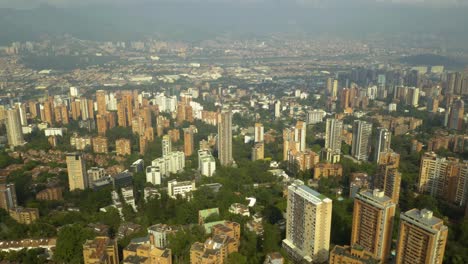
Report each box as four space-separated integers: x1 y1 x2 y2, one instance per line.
66 153 88 191
351 190 396 262
218 109 233 166
395 209 448 264
282 180 332 263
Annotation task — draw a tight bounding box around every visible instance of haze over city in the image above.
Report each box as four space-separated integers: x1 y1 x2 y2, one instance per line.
0 0 466 264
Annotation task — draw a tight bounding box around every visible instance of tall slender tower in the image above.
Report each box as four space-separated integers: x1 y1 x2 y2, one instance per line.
395 209 448 264
162 135 172 157
374 164 401 205
0 181 17 211
324 118 343 163
352 120 373 161
274 101 281 119
6 108 25 147
218 109 233 166
96 90 107 116
295 121 307 152
351 189 396 262
448 98 464 131
374 127 392 162
80 98 90 120
282 180 332 263
183 127 197 157
66 153 88 191
254 123 264 143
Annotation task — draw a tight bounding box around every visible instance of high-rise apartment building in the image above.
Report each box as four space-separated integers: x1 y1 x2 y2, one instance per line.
351 189 395 262
83 236 119 264
324 118 343 163
254 123 264 143
66 153 88 191
374 164 401 205
198 150 216 177
352 120 372 161
43 100 54 125
332 79 339 98
96 90 107 115
251 142 265 161
283 121 308 162
80 98 90 120
92 136 109 154
15 103 27 126
295 121 307 152
0 181 17 211
5 108 25 147
117 101 128 127
378 151 400 167
418 152 468 207
282 180 332 263
218 109 233 166
283 128 294 161
448 98 464 131
395 209 448 264
116 139 131 156
183 127 197 157
96 114 108 135
419 152 450 197
274 100 281 119
374 128 391 162
306 109 326 125
162 135 172 157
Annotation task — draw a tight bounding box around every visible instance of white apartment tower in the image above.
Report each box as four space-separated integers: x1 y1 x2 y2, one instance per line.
352 120 373 161
5 108 25 147
218 109 233 166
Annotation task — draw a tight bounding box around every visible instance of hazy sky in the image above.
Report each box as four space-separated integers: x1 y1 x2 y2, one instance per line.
1 0 467 9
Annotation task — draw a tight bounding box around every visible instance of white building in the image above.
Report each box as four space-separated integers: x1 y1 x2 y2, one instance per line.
153 93 177 113
121 186 137 212
388 103 397 112
151 151 185 177
87 167 106 182
146 166 162 185
162 135 172 157
306 109 326 125
229 203 250 217
107 92 118 111
274 100 281 118
167 180 196 199
44 128 66 137
70 87 79 97
190 101 204 120
198 150 216 177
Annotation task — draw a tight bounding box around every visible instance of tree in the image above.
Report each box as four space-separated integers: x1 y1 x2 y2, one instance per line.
227 252 248 264
54 224 94 264
262 223 281 253
263 205 283 225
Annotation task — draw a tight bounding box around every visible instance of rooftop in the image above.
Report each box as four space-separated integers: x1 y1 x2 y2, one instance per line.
402 208 445 230
289 180 331 204
199 208 220 219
